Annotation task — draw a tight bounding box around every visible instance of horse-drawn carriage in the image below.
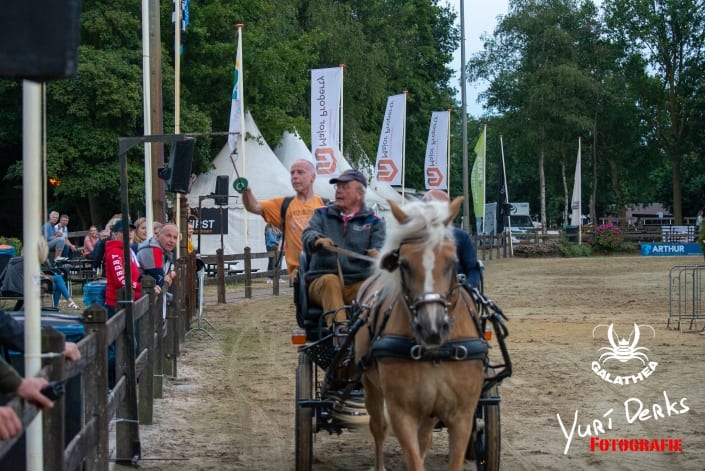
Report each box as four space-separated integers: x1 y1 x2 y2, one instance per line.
293 198 512 471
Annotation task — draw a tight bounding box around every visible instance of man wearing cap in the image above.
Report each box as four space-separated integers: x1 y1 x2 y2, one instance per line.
104 219 142 316
241 159 326 278
302 169 385 335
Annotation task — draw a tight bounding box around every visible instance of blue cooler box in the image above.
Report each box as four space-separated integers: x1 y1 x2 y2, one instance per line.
83 278 107 307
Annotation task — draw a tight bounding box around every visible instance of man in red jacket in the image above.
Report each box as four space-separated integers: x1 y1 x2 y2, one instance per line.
104 220 142 317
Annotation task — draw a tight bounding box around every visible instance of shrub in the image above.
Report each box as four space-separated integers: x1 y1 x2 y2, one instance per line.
559 240 592 257
593 224 623 250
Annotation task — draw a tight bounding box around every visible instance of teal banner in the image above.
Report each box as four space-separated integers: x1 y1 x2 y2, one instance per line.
640 243 703 256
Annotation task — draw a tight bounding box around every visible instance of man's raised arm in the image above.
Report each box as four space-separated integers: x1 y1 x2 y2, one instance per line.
241 187 263 215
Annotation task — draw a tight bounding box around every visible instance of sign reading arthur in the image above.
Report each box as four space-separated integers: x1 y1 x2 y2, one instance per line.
591 323 657 385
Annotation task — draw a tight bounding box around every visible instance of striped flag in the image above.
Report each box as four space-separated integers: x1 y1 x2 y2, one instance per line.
228 26 244 152
570 137 582 227
172 0 190 54
471 126 487 223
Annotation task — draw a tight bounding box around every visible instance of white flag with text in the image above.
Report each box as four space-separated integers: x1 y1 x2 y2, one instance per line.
311 67 342 178
424 111 450 190
374 93 406 186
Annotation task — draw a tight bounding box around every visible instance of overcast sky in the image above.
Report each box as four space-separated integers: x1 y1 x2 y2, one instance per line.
448 0 510 117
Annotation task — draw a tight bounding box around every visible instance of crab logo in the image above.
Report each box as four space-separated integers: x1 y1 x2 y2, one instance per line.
591 323 658 385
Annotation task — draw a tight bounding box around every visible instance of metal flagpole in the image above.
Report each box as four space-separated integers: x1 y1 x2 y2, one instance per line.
174 0 181 257
339 64 344 162
142 0 153 238
460 0 470 230
500 135 513 255
236 24 248 248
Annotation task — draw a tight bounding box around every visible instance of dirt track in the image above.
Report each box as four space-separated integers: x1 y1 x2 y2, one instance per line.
135 255 705 470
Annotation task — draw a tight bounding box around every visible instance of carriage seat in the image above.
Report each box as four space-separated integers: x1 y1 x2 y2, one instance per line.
294 251 329 340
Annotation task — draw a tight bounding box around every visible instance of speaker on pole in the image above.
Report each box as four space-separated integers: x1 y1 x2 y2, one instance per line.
165 138 195 194
214 175 229 206
0 0 82 81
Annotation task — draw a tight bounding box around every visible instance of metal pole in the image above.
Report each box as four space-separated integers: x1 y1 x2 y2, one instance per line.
460 0 470 230
23 79 44 471
118 150 142 463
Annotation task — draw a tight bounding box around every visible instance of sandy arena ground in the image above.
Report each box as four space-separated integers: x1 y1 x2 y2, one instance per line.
132 254 705 470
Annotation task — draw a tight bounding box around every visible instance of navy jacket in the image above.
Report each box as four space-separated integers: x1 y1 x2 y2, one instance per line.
302 203 385 285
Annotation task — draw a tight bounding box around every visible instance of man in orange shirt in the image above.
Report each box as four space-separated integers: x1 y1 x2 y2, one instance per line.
242 159 326 278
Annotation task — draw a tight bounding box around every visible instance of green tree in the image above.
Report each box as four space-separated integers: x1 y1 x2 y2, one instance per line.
604 0 705 224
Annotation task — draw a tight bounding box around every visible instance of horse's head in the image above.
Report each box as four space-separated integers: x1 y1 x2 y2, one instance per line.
379 197 464 348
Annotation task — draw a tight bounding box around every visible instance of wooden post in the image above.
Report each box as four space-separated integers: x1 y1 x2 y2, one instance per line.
83 304 109 471
147 275 164 399
272 249 280 296
164 291 178 378
216 248 225 304
139 276 156 425
244 246 252 299
42 327 66 471
175 259 186 345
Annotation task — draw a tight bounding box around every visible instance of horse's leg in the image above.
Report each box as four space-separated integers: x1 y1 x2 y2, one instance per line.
386 404 425 471
445 416 474 471
362 373 388 471
417 416 437 461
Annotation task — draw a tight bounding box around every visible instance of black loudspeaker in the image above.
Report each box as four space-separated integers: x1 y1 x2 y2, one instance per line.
0 0 83 81
166 138 195 194
214 175 229 205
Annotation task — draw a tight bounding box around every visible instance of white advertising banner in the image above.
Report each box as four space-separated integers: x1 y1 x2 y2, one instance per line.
311 67 342 178
374 93 406 186
424 110 450 190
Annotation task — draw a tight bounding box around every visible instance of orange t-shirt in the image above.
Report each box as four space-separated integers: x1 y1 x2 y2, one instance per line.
260 195 326 276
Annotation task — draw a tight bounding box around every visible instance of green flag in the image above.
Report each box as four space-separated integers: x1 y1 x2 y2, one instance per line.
471 127 486 219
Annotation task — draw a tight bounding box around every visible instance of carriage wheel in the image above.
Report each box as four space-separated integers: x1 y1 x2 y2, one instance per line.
467 376 501 471
295 351 314 471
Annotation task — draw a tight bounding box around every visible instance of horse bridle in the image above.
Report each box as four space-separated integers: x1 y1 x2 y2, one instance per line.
396 237 461 327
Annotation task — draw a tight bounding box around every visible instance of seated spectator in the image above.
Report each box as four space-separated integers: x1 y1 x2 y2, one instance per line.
41 211 65 262
83 225 100 260
55 214 78 259
0 255 80 310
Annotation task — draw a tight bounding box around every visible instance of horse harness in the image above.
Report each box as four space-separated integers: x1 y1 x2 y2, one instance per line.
355 271 488 370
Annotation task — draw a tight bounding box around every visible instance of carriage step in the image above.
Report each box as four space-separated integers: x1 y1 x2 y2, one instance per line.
478 396 501 406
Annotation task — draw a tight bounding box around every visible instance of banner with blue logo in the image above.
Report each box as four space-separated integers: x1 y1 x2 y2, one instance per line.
640 243 703 256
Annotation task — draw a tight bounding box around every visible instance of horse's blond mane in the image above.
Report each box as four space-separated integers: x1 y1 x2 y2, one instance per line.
381 200 452 254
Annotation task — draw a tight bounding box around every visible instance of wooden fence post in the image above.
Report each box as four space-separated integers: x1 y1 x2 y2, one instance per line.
216 248 226 304
146 275 164 399
139 277 156 425
42 327 66 471
175 259 187 345
164 291 178 378
244 246 252 299
272 249 280 296
83 304 109 471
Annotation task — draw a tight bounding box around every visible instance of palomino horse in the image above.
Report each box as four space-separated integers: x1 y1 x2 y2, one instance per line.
354 197 488 471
